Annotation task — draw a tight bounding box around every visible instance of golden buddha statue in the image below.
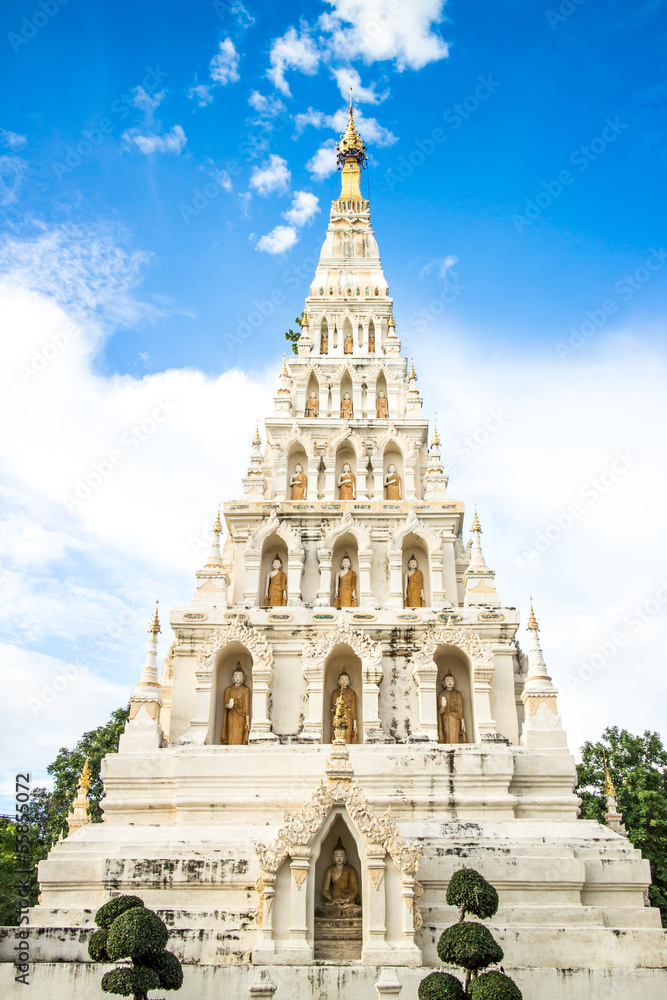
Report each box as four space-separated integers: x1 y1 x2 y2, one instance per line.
340 392 354 419
384 463 401 500
290 463 307 500
376 392 388 417
265 555 287 607
404 554 425 607
438 673 466 744
338 463 356 500
334 554 357 607
305 393 319 417
344 331 354 354
368 328 375 352
315 838 361 917
320 329 328 354
221 665 250 745
330 671 357 743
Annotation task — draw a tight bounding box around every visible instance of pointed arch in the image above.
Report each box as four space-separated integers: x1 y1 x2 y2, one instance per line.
323 511 371 552
247 510 301 554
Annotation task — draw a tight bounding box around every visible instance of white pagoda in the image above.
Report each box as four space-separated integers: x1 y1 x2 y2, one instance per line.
4 107 665 1000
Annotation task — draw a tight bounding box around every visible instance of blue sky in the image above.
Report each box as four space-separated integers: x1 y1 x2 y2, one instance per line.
1 0 666 810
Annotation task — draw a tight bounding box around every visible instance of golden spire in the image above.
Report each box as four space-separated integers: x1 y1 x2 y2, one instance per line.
471 505 481 533
149 600 161 634
431 413 440 447
213 506 222 534
527 596 539 632
301 311 310 329
280 354 289 377
336 104 367 168
388 310 396 330
253 423 261 446
408 358 417 381
603 750 616 797
79 756 91 792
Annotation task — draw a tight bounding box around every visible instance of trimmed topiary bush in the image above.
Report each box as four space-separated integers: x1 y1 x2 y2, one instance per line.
106 905 169 961
88 927 110 963
418 970 466 1000
419 867 522 998
446 868 499 921
101 966 160 997
145 949 185 990
90 893 183 1000
95 895 145 929
437 921 504 972
469 971 523 1000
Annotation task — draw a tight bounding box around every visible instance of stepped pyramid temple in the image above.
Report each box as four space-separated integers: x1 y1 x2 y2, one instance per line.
4 109 666 999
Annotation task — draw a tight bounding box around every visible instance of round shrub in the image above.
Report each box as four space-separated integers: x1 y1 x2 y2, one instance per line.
418 970 466 1000
446 868 499 920
95 895 145 929
469 970 523 1000
106 906 169 962
145 949 184 990
101 965 160 996
88 928 110 963
437 921 504 972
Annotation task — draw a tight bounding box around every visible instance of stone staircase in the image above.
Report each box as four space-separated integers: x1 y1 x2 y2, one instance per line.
314 916 362 961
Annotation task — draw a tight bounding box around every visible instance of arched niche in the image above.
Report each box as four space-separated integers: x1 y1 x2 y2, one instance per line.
335 444 357 500
305 371 320 417
401 534 430 607
383 441 405 499
330 532 360 607
357 322 364 349
286 443 308 500
433 644 475 743
340 371 354 416
258 534 288 607
207 642 254 745
322 643 363 743
308 808 366 957
319 317 328 354
375 372 388 415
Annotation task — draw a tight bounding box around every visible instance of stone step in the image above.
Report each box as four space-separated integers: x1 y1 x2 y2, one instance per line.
313 942 362 961
315 928 363 942
315 918 362 929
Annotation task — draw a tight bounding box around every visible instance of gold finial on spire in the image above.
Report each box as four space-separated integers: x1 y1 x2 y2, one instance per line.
527 596 539 632
603 749 616 797
349 86 353 109
408 358 417 380
213 506 222 534
471 505 481 533
431 413 440 447
336 103 367 169
79 756 91 792
253 423 261 446
388 310 396 330
280 354 289 377
301 311 310 329
149 600 161 634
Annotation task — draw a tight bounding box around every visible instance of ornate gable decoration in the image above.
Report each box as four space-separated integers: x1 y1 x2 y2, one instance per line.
255 779 422 877
323 510 371 552
247 510 301 554
302 621 382 668
373 423 418 459
391 509 439 553
197 620 274 671
415 626 495 680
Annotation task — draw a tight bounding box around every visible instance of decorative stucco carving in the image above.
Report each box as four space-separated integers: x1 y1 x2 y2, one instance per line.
247 510 301 554
325 425 367 459
197 620 274 672
322 510 371 552
302 621 382 670
160 640 177 684
414 626 495 682
391 508 439 553
255 778 422 878
373 424 418 459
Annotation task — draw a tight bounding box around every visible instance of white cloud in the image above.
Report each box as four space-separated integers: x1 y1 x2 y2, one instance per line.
267 24 321 96
249 154 291 196
132 86 165 114
247 90 288 129
306 141 338 178
1 129 27 149
297 105 396 147
0 154 27 206
332 66 388 104
294 107 327 134
320 0 449 70
188 84 213 107
283 190 320 227
203 160 232 191
256 225 298 254
122 124 187 155
210 37 240 85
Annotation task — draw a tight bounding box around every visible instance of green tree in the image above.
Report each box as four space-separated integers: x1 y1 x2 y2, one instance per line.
419 868 522 998
577 726 667 924
284 313 304 355
89 894 183 1000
